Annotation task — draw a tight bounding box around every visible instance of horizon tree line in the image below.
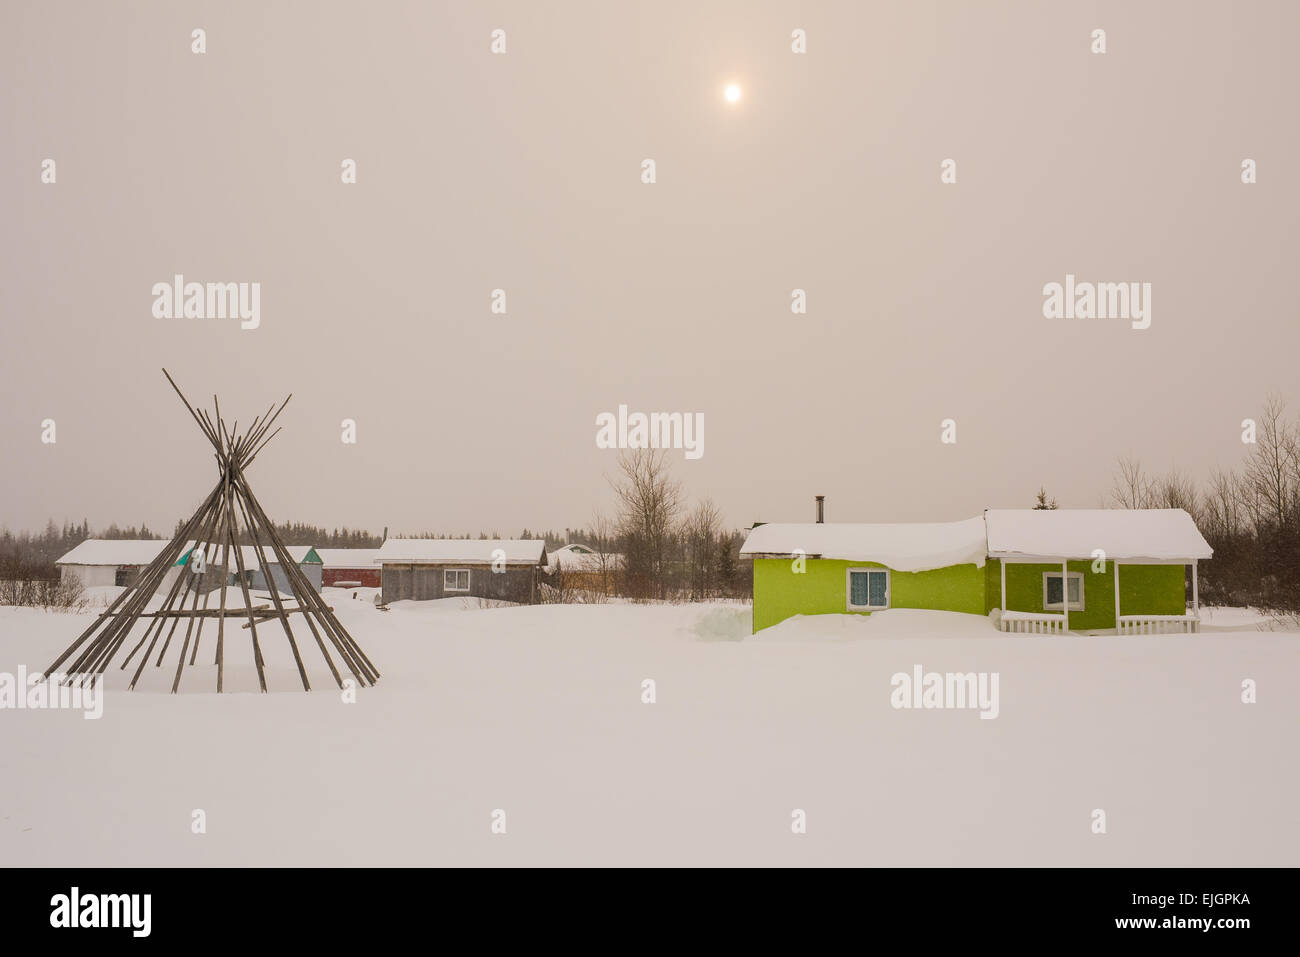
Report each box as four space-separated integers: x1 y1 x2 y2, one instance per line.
5 395 1298 609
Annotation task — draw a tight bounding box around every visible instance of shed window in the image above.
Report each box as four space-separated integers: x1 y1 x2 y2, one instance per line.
444 568 470 592
1043 572 1084 611
847 568 890 610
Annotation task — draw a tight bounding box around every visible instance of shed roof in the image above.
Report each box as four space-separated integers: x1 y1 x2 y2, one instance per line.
739 517 988 572
375 539 548 566
984 508 1211 561
55 539 169 567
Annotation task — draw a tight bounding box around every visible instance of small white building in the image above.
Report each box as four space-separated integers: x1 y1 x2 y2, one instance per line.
55 540 177 589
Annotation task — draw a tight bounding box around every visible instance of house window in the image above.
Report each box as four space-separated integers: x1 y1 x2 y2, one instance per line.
847 568 890 610
444 568 470 592
1043 571 1085 611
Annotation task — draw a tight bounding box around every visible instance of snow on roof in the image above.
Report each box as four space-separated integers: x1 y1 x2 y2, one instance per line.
984 508 1212 561
55 539 169 566
315 548 383 568
546 544 622 571
740 517 988 572
375 539 548 566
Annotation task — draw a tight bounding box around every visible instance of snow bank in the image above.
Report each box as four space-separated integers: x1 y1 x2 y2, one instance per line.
754 608 995 641
689 606 751 641
1 601 1297 867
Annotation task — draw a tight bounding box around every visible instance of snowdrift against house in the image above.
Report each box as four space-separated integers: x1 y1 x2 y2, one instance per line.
739 517 988 572
984 508 1212 561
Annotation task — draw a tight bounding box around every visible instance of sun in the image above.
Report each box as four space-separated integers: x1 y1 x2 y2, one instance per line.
724 83 742 104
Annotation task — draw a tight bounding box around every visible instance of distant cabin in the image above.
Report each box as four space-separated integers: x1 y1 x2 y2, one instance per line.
375 539 547 604
55 539 176 589
316 548 383 588
545 543 622 593
176 543 323 594
741 507 1212 636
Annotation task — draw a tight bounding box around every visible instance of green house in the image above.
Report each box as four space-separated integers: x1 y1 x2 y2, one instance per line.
740 506 1212 635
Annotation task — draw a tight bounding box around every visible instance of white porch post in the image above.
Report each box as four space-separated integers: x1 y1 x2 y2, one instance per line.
1000 559 1006 613
1113 560 1121 632
1062 559 1070 633
1192 561 1199 616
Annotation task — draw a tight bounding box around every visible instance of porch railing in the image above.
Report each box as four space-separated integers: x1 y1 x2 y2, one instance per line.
999 611 1065 634
1118 614 1200 635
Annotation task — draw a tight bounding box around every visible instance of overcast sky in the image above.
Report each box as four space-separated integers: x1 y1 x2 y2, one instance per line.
3 1 1298 538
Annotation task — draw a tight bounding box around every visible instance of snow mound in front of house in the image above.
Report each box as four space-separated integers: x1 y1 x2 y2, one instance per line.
689 605 752 641
754 608 996 641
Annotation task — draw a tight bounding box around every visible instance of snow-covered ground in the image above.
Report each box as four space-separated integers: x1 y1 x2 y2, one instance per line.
1 595 1297 866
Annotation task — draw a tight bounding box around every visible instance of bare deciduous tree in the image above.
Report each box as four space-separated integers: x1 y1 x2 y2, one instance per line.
588 509 618 601
1243 393 1299 531
1110 456 1154 509
609 449 684 600
683 497 722 600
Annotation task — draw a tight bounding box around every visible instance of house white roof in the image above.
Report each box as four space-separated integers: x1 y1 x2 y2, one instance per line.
740 517 988 572
984 508 1212 561
315 548 383 569
55 539 169 567
739 508 1212 569
375 539 548 566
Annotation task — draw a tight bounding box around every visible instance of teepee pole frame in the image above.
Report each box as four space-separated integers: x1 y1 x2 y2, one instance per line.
43 370 381 694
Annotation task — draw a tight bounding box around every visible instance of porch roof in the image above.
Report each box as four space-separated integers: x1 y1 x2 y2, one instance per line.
984 508 1212 562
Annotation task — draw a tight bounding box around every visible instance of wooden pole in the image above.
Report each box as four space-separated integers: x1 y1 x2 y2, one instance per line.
46 483 222 678
232 475 311 691
225 478 267 692
1192 561 1199 619
1114 560 1121 633
1062 560 1070 633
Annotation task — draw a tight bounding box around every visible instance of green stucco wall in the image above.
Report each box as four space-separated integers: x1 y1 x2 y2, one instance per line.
753 556 1189 633
751 558 986 632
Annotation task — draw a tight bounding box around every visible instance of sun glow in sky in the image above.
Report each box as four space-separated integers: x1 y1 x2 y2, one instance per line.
724 83 742 103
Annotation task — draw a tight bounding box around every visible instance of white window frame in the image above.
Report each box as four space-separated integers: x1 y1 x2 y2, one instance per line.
1043 571 1085 611
846 567 890 611
444 568 471 593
